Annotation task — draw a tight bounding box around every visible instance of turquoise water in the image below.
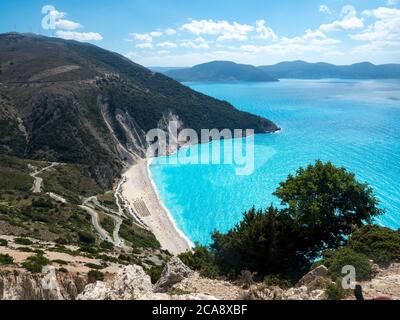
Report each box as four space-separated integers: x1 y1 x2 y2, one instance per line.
150 79 400 245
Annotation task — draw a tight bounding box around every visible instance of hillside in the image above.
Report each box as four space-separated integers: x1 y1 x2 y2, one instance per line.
0 33 278 188
259 61 400 79
164 61 278 82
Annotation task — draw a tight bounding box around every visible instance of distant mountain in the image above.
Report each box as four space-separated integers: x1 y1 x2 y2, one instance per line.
0 33 278 187
259 61 400 79
164 61 278 82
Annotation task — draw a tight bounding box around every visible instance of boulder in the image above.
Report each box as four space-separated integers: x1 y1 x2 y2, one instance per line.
297 265 329 288
155 257 193 292
77 265 153 300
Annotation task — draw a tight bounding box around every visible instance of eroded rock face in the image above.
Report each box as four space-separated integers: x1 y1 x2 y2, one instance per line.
77 265 152 300
155 257 193 293
0 267 86 300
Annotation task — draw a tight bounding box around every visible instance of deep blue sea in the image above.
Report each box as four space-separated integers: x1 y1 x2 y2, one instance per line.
150 79 400 245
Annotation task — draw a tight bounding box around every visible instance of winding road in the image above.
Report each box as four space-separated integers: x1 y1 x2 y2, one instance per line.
29 162 59 193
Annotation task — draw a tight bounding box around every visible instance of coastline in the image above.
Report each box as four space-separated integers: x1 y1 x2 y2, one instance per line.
146 158 195 249
121 159 193 255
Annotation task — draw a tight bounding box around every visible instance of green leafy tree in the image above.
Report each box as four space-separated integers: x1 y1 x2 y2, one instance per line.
274 160 383 259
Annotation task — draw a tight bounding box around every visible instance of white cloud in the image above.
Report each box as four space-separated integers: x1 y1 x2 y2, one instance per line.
150 31 163 37
165 28 177 36
47 9 82 30
157 41 178 48
319 6 364 32
303 29 327 40
136 43 153 49
181 19 253 41
55 31 103 41
56 19 82 30
132 33 153 42
255 20 278 40
180 40 209 49
319 5 332 15
351 7 400 41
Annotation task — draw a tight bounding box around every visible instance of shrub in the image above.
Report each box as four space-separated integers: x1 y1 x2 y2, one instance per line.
348 225 400 266
263 275 291 289
52 259 68 265
78 231 96 245
0 239 8 247
84 263 104 270
100 241 114 251
179 245 219 279
325 281 352 300
22 254 51 273
14 237 34 245
88 270 104 283
0 253 14 265
146 265 164 284
324 247 373 282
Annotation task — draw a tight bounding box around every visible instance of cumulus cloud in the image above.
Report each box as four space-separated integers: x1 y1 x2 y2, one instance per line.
45 6 102 42
180 40 209 49
351 7 400 41
55 31 103 41
157 41 178 48
181 19 253 41
46 9 82 30
150 31 163 37
132 33 153 42
165 28 177 36
255 20 278 40
319 5 364 32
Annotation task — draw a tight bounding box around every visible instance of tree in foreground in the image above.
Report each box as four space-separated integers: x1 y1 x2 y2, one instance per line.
207 160 383 280
273 160 383 259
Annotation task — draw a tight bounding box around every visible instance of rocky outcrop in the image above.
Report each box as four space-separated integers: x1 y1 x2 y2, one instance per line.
155 257 193 293
295 265 334 293
77 265 152 300
0 267 86 300
77 263 216 300
359 263 400 300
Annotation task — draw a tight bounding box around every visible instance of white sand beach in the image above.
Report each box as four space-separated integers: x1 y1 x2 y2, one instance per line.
121 159 193 255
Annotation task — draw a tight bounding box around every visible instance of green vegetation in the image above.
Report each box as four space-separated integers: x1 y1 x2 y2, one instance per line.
325 281 352 300
0 253 14 265
146 265 164 284
14 237 34 245
183 161 383 282
84 263 105 270
99 213 115 235
324 248 374 282
88 270 104 283
179 246 219 279
347 225 400 265
119 220 160 250
52 259 68 266
0 239 8 246
21 254 51 273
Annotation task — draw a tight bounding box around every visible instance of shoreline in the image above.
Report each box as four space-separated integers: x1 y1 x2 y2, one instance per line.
146 158 195 249
121 159 193 255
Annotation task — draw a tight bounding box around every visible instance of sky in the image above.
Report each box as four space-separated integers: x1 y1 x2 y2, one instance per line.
0 0 399 66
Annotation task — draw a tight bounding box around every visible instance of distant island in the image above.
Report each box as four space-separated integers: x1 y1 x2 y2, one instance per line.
259 60 400 80
164 61 279 82
157 60 400 81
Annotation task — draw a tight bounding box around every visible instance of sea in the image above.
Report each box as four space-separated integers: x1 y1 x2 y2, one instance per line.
150 79 400 245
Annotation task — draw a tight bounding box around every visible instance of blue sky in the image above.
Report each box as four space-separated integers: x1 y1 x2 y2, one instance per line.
0 0 399 66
